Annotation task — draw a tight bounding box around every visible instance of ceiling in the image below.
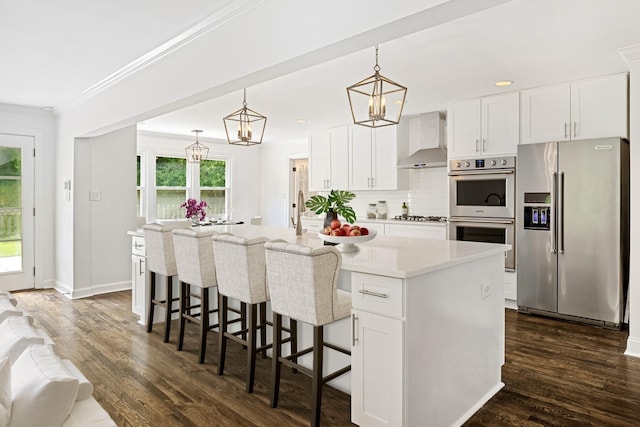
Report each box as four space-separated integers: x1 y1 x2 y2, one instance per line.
2 0 640 143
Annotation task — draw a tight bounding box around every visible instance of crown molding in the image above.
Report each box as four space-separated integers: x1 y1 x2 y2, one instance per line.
618 43 640 64
56 0 265 112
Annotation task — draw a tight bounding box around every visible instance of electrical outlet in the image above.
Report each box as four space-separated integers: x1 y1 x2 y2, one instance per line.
481 283 492 299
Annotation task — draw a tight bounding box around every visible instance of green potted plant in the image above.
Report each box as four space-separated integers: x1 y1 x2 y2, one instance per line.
305 189 357 227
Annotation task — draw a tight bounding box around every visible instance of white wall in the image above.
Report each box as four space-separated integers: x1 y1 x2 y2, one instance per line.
137 131 261 224
621 45 640 357
0 104 55 288
67 126 137 298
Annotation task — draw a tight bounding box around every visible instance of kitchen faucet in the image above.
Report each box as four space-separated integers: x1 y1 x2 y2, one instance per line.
295 190 305 236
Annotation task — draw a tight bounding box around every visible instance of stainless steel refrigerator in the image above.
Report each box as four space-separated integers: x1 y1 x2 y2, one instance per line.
516 138 629 328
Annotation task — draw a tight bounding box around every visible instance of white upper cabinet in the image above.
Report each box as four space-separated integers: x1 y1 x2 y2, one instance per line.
309 127 349 191
520 84 571 144
448 92 519 159
570 73 628 140
520 73 628 144
348 125 408 191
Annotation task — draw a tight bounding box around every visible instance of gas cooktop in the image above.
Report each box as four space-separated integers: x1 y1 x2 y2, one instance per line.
391 215 448 222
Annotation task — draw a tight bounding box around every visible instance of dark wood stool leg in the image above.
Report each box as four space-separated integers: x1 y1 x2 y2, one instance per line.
311 325 324 427
198 287 209 364
290 318 298 373
163 276 173 343
147 271 156 333
259 302 267 359
270 313 282 408
177 281 187 351
240 302 247 349
246 303 258 393
217 294 228 376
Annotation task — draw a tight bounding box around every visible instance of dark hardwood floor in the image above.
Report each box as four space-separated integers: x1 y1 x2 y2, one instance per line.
11 289 640 426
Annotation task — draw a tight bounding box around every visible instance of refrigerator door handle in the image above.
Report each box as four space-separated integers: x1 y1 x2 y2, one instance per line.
558 171 565 254
551 172 557 254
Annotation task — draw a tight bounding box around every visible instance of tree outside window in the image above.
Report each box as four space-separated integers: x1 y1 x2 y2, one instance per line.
155 156 187 219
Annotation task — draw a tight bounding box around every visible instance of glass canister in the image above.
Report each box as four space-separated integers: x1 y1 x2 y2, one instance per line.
376 201 387 219
367 203 377 219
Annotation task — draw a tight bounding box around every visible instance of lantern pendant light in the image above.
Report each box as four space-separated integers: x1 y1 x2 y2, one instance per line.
185 129 209 163
347 45 407 128
223 88 267 146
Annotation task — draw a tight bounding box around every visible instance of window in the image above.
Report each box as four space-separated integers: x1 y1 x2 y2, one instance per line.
136 155 144 216
199 159 228 219
147 155 229 220
155 156 187 219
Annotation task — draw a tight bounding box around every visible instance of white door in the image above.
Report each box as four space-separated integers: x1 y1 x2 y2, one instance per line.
447 99 481 159
520 84 571 144
349 126 372 190
309 131 331 191
482 92 519 156
0 134 34 291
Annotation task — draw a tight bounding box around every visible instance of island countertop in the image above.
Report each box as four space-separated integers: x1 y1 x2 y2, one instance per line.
130 224 509 279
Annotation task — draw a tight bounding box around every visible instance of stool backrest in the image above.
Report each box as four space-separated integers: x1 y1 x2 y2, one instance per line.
212 233 269 304
264 240 342 326
142 221 191 276
173 228 218 288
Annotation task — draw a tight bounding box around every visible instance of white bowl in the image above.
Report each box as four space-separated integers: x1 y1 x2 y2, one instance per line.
317 229 377 252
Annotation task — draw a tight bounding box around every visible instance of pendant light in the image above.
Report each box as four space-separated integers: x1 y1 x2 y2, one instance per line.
347 45 407 128
185 129 209 163
223 88 267 146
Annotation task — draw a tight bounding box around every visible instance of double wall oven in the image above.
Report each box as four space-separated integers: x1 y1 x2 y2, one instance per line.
448 157 516 271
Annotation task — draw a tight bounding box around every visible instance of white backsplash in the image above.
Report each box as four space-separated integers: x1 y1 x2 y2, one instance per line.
348 167 449 219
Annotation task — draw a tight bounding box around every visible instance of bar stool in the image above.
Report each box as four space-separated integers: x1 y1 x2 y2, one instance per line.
264 240 351 427
172 228 219 364
143 221 191 342
212 233 296 393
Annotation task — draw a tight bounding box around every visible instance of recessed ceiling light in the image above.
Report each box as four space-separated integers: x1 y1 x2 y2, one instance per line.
495 80 513 87
393 99 405 105
296 119 307 124
42 106 53 111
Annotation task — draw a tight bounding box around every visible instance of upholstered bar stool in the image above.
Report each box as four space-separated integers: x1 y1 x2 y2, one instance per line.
172 227 219 364
212 233 296 393
264 240 351 427
142 221 191 342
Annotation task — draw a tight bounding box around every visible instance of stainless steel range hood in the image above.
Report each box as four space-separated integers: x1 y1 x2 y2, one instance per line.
397 111 447 169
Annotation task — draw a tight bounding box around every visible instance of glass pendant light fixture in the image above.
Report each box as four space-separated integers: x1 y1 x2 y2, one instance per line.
347 45 407 128
185 129 209 163
223 88 267 146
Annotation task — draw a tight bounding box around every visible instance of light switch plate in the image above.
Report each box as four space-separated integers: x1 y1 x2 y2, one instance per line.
89 191 101 201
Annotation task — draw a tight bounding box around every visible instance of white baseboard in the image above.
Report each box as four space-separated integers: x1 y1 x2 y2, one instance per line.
504 298 517 310
624 336 640 358
55 281 131 300
453 381 505 427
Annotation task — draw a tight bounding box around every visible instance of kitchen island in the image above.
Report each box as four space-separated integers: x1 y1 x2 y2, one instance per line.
129 224 509 426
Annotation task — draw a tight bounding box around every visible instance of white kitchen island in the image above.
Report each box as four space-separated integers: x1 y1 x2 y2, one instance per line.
129 224 509 427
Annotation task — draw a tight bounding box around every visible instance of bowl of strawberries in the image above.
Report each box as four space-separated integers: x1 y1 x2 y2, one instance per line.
317 219 376 252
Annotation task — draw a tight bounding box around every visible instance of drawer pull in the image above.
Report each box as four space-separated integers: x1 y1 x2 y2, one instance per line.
358 289 389 299
134 242 145 249
352 313 358 346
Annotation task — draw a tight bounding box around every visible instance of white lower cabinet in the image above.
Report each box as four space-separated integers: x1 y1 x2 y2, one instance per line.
130 235 147 323
384 223 446 240
351 272 404 426
351 309 403 427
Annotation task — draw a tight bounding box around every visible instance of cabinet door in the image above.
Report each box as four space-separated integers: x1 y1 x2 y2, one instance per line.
385 223 446 240
571 73 628 140
349 126 373 190
309 131 331 191
131 255 146 318
447 99 481 159
520 84 570 144
372 126 400 190
351 310 403 427
482 92 519 156
329 127 350 190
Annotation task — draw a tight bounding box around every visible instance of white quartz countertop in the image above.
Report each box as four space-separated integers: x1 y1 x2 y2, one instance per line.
130 224 507 279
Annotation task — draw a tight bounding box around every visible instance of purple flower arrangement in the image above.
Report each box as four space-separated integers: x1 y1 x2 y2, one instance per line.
181 198 208 221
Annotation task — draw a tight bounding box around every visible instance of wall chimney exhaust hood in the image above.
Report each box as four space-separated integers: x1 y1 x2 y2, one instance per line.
397 111 447 169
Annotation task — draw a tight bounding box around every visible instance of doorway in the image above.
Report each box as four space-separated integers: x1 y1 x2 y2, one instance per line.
289 157 310 227
0 134 34 291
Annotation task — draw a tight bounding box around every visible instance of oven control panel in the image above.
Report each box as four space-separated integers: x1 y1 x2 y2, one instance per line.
449 156 516 171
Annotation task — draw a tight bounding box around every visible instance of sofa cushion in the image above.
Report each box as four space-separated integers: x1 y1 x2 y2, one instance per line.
0 292 17 306
61 360 94 401
0 357 11 427
61 397 117 427
0 316 45 365
0 300 22 324
9 344 79 427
